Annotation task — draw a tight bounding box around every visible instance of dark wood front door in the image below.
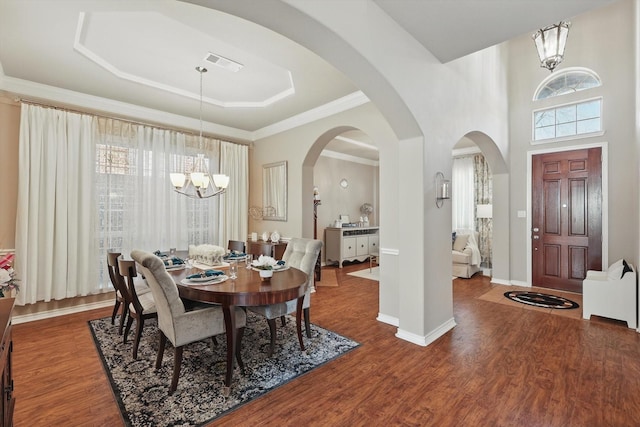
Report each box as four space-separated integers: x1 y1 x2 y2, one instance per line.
532 147 602 293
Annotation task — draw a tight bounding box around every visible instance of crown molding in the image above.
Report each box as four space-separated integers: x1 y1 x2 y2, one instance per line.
321 149 379 166
0 69 370 144
252 91 370 140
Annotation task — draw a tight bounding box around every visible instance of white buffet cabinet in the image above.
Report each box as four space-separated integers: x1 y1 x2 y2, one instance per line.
325 226 379 268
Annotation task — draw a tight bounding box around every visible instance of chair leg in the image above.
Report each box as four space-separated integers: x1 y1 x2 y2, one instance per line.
267 318 277 357
118 305 127 336
280 315 286 327
123 314 134 344
235 327 245 373
169 346 184 395
111 300 121 325
132 317 144 360
155 331 166 370
303 307 311 338
212 336 219 346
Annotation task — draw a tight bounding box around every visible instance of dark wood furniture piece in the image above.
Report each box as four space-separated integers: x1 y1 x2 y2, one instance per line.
170 265 307 390
119 259 157 360
247 240 288 260
227 240 246 253
107 251 128 335
0 298 14 427
313 199 322 281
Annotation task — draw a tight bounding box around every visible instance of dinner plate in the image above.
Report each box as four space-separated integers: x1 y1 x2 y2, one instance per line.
165 264 185 271
224 254 247 261
251 264 289 272
181 275 228 285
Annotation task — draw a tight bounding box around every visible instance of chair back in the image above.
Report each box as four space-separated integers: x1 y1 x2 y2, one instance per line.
250 243 274 258
228 240 246 253
131 249 186 343
117 259 144 315
107 251 127 296
282 238 323 292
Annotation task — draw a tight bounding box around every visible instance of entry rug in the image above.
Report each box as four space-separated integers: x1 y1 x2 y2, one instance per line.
347 266 379 281
89 312 359 426
504 291 580 309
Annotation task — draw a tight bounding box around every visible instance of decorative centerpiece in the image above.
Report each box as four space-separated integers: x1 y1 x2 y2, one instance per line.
0 253 18 298
360 203 373 226
252 255 278 281
188 244 226 266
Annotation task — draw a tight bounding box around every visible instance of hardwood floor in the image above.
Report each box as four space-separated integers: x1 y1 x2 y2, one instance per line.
12 265 640 426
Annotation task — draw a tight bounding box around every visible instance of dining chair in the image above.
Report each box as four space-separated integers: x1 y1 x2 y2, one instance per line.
107 251 150 335
249 237 322 357
248 242 274 258
118 258 157 360
130 249 247 395
227 240 246 253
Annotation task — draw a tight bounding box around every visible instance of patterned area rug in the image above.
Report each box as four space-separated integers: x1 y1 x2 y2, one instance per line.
89 312 359 426
504 291 580 309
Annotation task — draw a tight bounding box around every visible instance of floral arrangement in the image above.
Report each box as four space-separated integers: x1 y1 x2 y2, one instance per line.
188 244 226 266
360 203 373 215
252 255 278 270
0 253 18 297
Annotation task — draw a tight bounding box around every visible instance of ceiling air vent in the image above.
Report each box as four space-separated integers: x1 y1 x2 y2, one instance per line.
204 53 244 72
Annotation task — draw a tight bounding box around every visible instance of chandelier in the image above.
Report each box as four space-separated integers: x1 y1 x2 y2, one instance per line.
532 21 571 72
169 66 229 199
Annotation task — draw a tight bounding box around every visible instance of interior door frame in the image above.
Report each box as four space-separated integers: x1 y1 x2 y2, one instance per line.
526 141 608 287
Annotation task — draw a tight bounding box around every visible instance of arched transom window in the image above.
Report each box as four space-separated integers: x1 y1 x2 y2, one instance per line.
533 68 603 143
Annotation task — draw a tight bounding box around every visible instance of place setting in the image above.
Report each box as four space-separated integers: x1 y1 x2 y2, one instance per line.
180 269 228 286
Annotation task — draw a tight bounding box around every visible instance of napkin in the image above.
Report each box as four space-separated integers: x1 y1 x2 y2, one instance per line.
186 269 223 279
224 252 246 259
277 260 285 266
163 256 184 266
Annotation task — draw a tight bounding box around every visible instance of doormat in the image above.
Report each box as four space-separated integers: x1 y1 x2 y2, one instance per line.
504 291 579 309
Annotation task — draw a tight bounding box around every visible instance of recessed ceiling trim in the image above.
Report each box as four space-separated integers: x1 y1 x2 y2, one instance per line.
252 91 370 140
73 12 294 109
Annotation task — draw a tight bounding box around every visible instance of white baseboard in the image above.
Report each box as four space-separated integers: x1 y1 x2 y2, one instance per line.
395 317 456 347
12 300 113 324
377 312 398 327
510 280 530 287
490 277 511 285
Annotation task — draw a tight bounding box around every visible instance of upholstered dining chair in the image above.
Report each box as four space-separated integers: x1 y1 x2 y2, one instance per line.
107 251 150 335
228 240 246 253
130 249 247 395
118 259 157 360
249 237 322 357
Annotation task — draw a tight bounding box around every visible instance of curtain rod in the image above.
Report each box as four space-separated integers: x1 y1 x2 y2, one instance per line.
15 97 249 146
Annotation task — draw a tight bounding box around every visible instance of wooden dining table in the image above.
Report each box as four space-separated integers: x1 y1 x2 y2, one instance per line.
167 261 308 392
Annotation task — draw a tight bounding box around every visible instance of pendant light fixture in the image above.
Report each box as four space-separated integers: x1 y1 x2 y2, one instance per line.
170 66 229 198
532 21 571 72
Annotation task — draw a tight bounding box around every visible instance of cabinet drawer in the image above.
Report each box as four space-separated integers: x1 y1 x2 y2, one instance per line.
368 235 379 254
356 236 369 256
343 237 357 258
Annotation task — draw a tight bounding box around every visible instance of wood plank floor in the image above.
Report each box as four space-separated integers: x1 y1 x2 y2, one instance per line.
11 264 640 426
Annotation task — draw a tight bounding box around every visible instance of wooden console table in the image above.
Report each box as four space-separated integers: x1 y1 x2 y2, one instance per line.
0 298 14 427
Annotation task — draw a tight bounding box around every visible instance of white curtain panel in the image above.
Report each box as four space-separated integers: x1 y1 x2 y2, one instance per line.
451 156 475 231
218 141 249 246
95 118 224 288
15 104 98 305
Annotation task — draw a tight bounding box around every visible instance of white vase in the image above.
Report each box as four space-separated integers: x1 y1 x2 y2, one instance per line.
259 269 273 281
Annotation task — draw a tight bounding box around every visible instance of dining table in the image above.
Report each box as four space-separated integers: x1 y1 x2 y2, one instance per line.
167 259 308 393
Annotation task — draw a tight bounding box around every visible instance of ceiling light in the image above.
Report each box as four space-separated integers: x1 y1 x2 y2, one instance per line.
170 66 229 199
204 52 244 72
532 21 571 72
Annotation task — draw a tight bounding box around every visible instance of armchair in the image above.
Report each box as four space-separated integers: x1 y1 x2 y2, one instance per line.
582 259 637 329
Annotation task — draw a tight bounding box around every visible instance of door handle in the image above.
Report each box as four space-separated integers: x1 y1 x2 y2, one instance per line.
532 227 539 232
532 235 540 240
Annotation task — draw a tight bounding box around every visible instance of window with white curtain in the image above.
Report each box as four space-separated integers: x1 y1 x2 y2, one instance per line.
451 156 475 231
95 119 223 288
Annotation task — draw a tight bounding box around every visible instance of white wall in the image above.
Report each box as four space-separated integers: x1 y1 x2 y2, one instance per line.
508 0 639 282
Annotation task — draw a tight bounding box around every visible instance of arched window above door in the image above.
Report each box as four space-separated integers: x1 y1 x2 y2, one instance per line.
534 68 601 101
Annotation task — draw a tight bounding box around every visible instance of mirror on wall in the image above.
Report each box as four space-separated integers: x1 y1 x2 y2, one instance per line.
263 161 287 221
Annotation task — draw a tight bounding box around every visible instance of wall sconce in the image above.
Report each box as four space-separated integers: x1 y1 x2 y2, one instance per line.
435 172 451 208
